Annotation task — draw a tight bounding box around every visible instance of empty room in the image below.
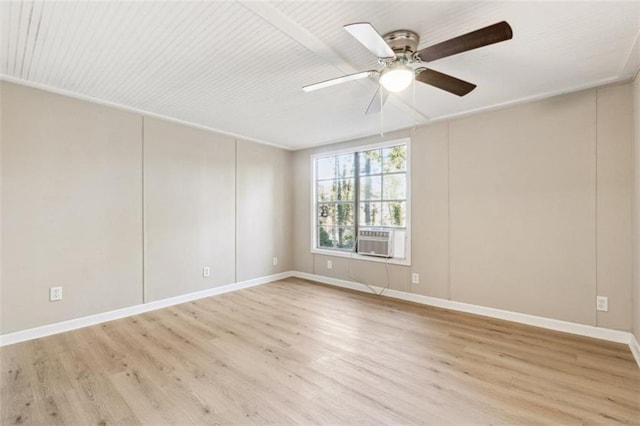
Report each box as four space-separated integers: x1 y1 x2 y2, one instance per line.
1 1 640 424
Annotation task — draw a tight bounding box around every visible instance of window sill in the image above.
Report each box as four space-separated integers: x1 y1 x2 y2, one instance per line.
311 248 411 266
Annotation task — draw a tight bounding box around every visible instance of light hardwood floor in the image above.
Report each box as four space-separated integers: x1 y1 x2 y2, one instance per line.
1 277 639 425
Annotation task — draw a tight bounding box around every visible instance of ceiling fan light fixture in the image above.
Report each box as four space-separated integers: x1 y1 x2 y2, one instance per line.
379 64 413 92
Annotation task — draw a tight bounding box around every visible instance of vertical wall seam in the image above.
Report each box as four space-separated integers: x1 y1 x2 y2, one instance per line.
630 85 636 323
234 139 238 284
447 120 452 301
595 90 599 327
141 115 146 304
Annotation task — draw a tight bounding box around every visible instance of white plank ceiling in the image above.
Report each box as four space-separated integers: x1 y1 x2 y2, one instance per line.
1 1 639 150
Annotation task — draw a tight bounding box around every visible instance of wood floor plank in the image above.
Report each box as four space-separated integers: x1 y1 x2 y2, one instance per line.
2 277 639 425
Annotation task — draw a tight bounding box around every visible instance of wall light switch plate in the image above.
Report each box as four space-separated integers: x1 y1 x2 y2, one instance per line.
50 286 63 301
596 296 608 312
203 267 211 278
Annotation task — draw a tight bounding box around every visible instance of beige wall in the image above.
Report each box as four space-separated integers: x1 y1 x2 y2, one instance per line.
633 75 640 342
1 83 143 333
236 140 293 281
407 122 451 299
595 84 633 330
449 90 598 325
0 82 293 334
292 148 314 274
143 118 236 301
1 78 636 335
293 83 634 330
0 82 3 329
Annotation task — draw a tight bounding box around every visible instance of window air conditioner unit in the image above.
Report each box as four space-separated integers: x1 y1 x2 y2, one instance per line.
357 228 394 258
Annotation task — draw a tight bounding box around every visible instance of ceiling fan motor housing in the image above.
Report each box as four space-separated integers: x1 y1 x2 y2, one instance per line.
383 30 420 60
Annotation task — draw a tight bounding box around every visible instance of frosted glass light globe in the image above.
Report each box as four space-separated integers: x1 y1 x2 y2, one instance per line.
379 65 413 92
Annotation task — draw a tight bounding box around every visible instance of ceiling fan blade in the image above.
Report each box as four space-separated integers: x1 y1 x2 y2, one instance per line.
344 22 396 59
365 87 389 115
415 68 476 96
303 70 376 92
417 21 512 62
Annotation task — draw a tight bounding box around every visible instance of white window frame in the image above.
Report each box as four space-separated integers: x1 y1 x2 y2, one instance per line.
310 138 411 266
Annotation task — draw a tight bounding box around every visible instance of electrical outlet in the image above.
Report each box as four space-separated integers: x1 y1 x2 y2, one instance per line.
596 296 608 312
327 260 333 270
411 273 420 284
50 286 63 301
203 267 211 278
273 257 278 266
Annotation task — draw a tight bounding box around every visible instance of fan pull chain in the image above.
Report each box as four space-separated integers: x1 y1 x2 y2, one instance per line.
413 76 417 129
380 87 384 137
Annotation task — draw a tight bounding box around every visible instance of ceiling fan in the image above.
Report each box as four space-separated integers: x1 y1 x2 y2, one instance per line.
303 21 513 114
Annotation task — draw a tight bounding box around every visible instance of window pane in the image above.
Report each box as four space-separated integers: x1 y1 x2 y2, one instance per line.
316 156 336 180
382 174 406 200
335 203 354 226
337 154 355 178
383 145 406 173
318 203 354 226
317 179 355 202
335 178 355 201
382 201 406 227
318 226 355 250
359 202 382 226
338 227 355 249
317 180 334 202
359 176 381 201
359 149 382 175
318 204 331 225
318 225 335 248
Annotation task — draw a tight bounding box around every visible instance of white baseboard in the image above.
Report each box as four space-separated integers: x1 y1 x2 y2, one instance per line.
292 271 640 367
630 334 640 367
0 271 293 347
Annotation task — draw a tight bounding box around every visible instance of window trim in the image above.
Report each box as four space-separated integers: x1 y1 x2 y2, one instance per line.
310 138 411 266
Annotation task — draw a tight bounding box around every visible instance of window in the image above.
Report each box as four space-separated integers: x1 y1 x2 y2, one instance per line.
312 140 410 263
